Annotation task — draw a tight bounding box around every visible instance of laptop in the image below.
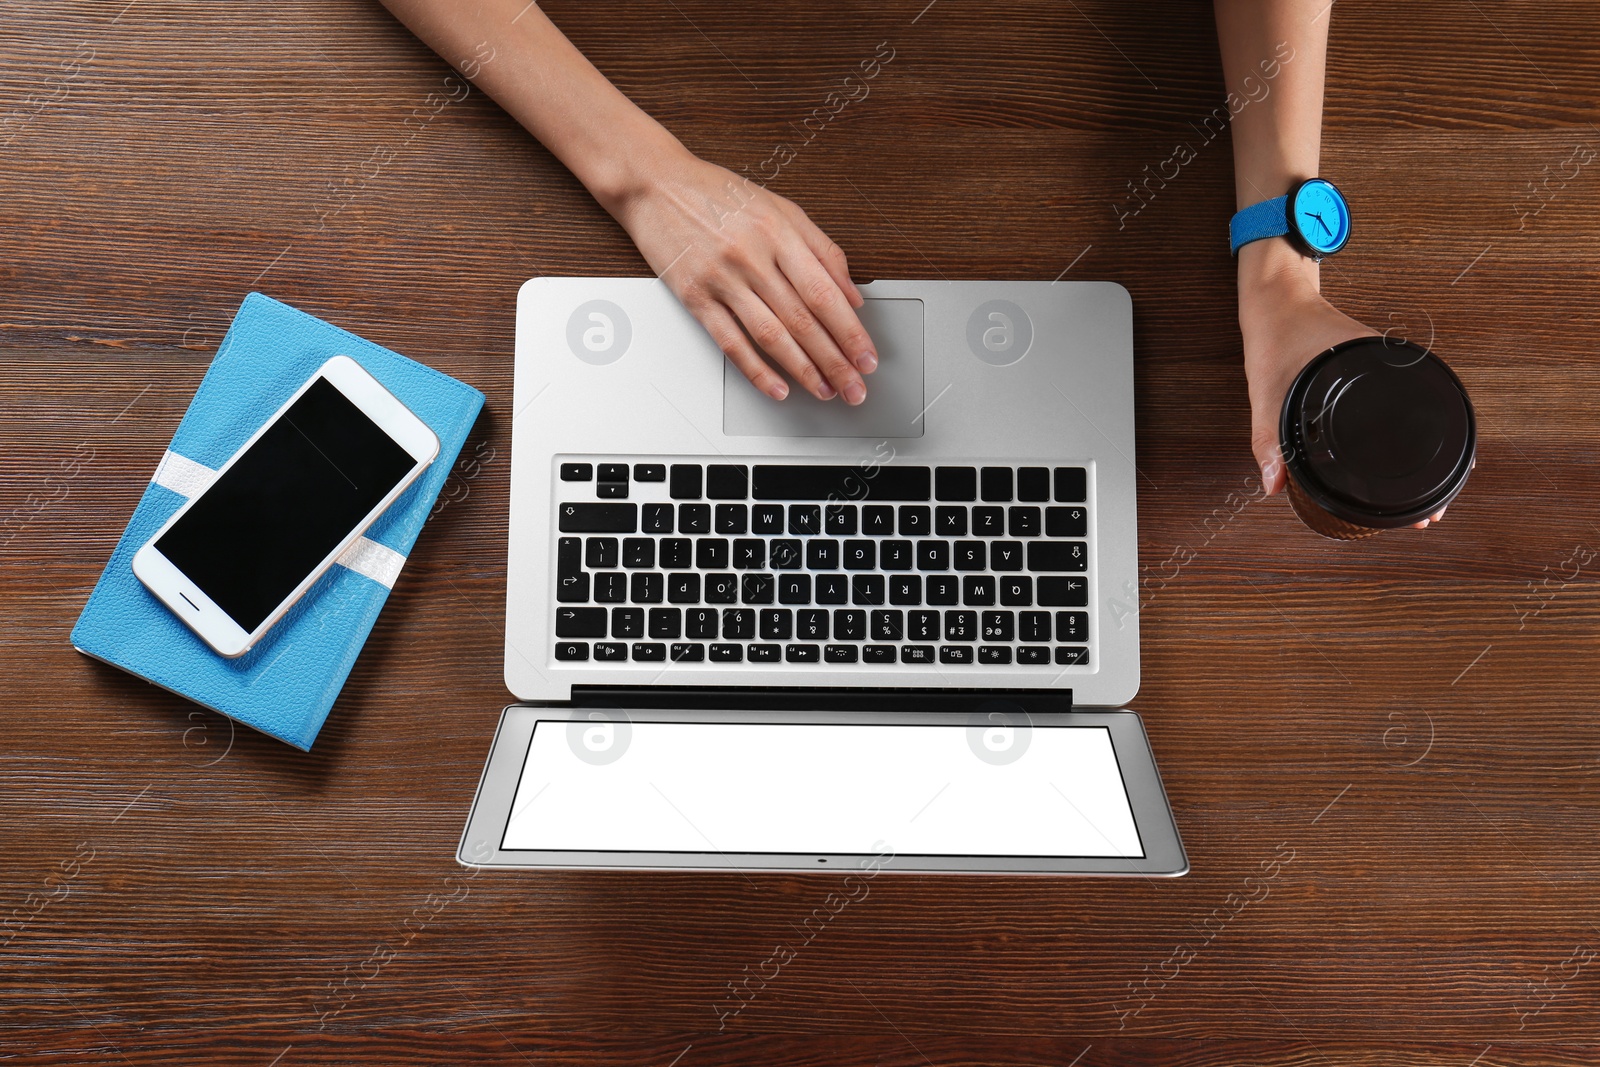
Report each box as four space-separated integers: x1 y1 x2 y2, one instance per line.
458 277 1187 876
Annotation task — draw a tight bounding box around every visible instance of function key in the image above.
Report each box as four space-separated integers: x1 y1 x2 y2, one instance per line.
709 642 744 662
785 643 820 662
634 463 666 482
981 467 1013 502
1017 646 1050 664
670 642 706 662
670 463 703 500
598 463 630 483
978 646 1012 664
1055 646 1091 666
560 462 593 481
748 643 781 662
863 644 896 663
1017 467 1050 501
901 644 935 664
631 642 667 661
707 464 749 499
594 641 627 661
1046 506 1088 537
1054 466 1087 503
939 646 974 664
824 644 859 663
935 466 977 502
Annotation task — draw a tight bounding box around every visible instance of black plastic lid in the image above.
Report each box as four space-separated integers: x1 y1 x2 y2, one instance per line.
1280 337 1476 528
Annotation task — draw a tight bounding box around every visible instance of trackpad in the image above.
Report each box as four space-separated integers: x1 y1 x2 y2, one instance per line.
723 298 924 438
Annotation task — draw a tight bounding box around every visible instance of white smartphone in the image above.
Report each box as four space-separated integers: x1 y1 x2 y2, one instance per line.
133 355 440 658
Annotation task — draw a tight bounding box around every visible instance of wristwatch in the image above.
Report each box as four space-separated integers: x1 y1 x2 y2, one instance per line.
1229 178 1351 260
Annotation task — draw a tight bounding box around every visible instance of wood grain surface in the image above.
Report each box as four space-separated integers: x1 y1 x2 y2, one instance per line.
3 1 1598 1063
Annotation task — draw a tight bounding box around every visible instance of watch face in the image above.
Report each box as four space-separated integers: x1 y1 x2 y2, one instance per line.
1291 179 1351 255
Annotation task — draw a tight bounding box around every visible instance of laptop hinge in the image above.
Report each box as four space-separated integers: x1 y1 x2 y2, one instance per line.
570 685 1073 715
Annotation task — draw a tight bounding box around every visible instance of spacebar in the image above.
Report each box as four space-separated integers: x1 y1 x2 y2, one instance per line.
752 465 931 501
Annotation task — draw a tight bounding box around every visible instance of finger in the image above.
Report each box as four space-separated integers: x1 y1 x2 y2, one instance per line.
753 266 868 405
726 289 838 401
693 299 790 401
784 201 864 309
777 239 878 376
1250 422 1287 496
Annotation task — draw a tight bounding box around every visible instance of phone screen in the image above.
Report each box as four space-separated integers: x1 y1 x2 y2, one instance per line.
156 376 417 631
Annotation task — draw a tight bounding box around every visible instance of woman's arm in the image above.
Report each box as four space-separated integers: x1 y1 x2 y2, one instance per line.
378 0 878 404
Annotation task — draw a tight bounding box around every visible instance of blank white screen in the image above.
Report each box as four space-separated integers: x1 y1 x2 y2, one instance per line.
502 721 1143 858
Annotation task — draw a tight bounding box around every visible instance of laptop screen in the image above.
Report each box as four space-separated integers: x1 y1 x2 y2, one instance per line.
501 720 1144 859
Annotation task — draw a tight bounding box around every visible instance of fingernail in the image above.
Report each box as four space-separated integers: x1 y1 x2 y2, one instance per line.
818 381 836 400
858 351 878 373
844 381 866 405
767 381 788 400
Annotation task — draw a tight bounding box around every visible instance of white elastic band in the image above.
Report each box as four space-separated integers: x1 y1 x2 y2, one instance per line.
149 449 407 590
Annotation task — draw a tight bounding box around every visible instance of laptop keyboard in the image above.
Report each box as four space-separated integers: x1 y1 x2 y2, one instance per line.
549 459 1091 669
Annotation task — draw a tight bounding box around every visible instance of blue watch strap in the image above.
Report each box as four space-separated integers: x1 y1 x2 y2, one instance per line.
1229 195 1290 255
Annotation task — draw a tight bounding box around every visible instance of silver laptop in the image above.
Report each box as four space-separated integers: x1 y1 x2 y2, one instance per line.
459 278 1187 875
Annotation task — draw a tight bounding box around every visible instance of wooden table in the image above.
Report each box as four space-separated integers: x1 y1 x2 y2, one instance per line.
3 1 1597 1062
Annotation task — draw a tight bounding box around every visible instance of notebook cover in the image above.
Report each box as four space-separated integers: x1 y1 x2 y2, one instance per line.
70 292 485 750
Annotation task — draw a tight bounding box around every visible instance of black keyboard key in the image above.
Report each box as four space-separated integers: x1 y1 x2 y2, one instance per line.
642 502 673 534
944 610 977 641
733 539 765 569
586 537 619 569
722 608 756 638
614 603 657 645
661 538 691 569
559 502 636 533
595 641 627 661
1055 646 1091 666
816 574 849 604
1055 466 1087 502
824 644 858 663
623 537 655 569
843 540 876 569
753 504 785 533
634 463 666 482
834 609 866 639
888 574 921 605
670 464 702 499
686 608 719 639
990 541 1024 571
557 537 586 602
824 504 858 535
715 503 748 534
742 574 775 603
706 464 749 499
872 609 904 641
555 641 589 661
696 538 729 570
779 574 811 604
796 609 828 640
649 607 682 639
940 645 974 664
678 504 711 535
935 466 976 501
749 643 781 662
1020 611 1052 642
594 572 627 603
926 575 960 605
1055 611 1090 642
981 467 1013 502
1028 541 1088 572
785 643 821 663
979 645 1012 664
560 462 592 482
954 541 986 570
667 573 700 604
898 506 930 535
597 482 629 499
630 573 663 603
555 607 607 637
881 540 913 570
852 574 885 605
973 507 1005 536
1038 576 1089 606
671 642 706 662
632 642 666 661
917 540 949 570
1017 646 1050 664
788 504 821 534
963 576 995 605
1046 506 1088 537
982 610 1014 641
557 571 589 603
908 610 939 641
863 506 895 535
753 465 930 501
901 644 935 663
771 539 803 569
806 538 840 570
598 462 629 483
863 644 896 663
1017 466 1049 501
1000 575 1033 606
1008 506 1041 537
935 506 967 536
705 572 738 603
709 642 743 662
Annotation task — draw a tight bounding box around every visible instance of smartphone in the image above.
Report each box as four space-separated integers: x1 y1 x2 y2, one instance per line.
133 355 440 658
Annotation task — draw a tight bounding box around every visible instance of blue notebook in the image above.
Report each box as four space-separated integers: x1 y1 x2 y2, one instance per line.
71 293 485 750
